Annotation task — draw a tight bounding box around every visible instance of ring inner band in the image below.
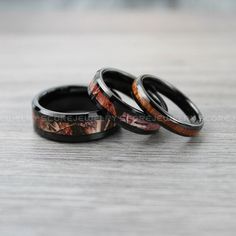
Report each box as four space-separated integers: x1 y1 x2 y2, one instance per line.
39 86 97 113
143 77 201 124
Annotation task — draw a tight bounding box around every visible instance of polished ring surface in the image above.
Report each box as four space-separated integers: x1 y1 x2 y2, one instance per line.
88 68 168 134
32 85 119 142
132 75 204 137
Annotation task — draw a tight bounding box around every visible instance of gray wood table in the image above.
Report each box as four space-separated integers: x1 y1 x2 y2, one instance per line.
0 10 236 236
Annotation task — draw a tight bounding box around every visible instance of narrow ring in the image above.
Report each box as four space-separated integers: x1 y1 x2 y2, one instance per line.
32 85 119 142
88 68 168 134
132 75 204 137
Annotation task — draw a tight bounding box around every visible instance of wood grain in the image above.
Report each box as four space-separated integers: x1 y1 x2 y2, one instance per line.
0 10 236 236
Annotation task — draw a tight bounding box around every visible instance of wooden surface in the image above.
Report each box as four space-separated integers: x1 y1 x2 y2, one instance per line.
0 10 236 236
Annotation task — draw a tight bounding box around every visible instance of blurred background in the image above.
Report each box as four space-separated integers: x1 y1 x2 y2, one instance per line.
0 0 235 102
0 0 236 12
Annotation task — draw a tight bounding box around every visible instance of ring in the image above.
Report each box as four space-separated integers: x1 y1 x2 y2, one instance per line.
88 68 168 134
132 75 204 137
32 85 119 142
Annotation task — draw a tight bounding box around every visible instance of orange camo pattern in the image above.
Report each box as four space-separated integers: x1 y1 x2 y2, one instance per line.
89 82 117 116
89 81 159 131
33 112 115 136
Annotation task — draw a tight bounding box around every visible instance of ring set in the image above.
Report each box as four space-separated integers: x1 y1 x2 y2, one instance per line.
32 68 204 142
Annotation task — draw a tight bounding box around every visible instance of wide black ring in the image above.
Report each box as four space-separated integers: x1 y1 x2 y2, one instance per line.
132 75 204 137
88 68 168 134
32 85 119 142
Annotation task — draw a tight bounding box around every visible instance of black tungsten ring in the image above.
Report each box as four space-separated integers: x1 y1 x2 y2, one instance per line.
132 75 204 137
32 85 119 142
88 68 168 134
